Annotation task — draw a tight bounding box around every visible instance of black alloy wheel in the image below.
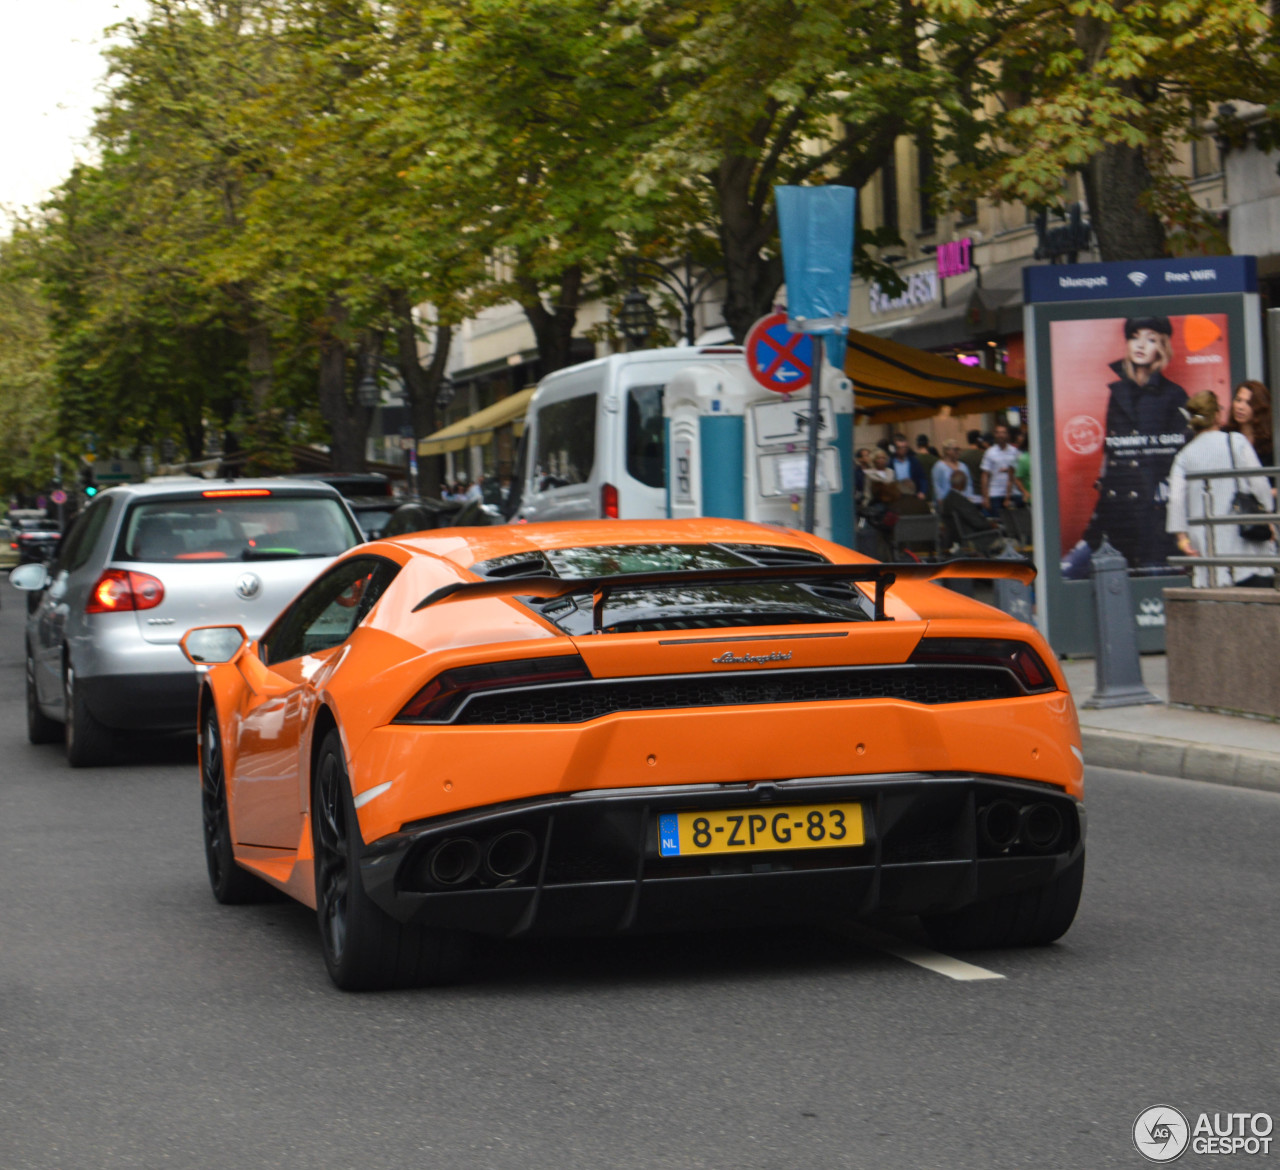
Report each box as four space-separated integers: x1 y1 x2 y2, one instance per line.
63 662 113 768
26 649 61 745
312 729 470 991
201 707 269 904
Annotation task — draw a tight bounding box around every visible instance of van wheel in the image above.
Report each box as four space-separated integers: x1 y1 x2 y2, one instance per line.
26 650 60 744
64 664 113 768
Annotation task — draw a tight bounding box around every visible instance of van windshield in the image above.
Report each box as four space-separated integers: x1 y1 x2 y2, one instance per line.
534 394 596 488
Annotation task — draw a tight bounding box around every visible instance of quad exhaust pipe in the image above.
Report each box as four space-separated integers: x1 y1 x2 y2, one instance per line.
484 830 538 881
419 829 539 889
427 837 481 886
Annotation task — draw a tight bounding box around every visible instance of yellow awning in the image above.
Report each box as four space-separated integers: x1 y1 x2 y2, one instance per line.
844 330 1025 424
418 387 536 456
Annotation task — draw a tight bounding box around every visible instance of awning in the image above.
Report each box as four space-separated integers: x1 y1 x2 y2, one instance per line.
844 330 1025 424
418 387 536 456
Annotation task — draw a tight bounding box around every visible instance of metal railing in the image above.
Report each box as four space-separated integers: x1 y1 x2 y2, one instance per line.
1166 465 1280 587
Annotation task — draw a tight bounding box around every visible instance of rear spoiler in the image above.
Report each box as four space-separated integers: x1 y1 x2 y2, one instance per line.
412 559 1036 630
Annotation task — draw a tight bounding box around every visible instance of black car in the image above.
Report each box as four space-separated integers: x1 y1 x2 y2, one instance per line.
14 517 62 565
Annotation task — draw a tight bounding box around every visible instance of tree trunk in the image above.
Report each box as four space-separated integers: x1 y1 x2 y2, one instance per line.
247 320 273 410
315 296 369 473
389 289 450 498
716 154 785 343
1074 11 1168 261
516 260 582 373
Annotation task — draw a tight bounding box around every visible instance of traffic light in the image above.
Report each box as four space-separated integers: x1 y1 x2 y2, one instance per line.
80 462 97 497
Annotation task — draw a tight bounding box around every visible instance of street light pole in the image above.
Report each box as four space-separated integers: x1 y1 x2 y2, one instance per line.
621 254 723 345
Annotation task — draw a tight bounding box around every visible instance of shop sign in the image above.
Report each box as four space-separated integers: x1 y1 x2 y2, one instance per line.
868 270 937 315
936 238 973 279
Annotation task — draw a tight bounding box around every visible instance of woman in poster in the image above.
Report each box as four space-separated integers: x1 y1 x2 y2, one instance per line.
1081 316 1190 570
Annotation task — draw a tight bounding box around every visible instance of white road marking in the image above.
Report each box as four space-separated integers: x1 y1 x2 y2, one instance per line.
844 925 1005 981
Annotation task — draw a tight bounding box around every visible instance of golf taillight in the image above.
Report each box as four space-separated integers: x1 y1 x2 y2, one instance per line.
601 482 619 519
85 569 166 614
908 637 1056 694
395 654 591 723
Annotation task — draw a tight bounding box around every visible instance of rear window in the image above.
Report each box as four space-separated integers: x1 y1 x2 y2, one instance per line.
626 384 665 488
115 496 360 563
534 394 596 488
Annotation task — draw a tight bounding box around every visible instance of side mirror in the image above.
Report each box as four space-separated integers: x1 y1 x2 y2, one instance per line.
10 563 49 592
181 624 249 665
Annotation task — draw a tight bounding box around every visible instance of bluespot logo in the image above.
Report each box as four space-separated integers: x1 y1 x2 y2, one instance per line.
1129 271 1149 287
1134 1106 1190 1162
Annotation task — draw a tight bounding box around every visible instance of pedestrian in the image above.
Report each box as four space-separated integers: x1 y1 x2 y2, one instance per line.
980 423 1022 515
914 434 939 496
1223 379 1273 467
1081 315 1188 570
932 440 978 503
939 469 1002 553
1167 390 1276 587
889 433 928 499
1013 428 1032 503
960 429 986 485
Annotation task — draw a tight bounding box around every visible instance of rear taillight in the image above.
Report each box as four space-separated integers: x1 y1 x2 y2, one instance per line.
908 638 1056 694
395 654 590 723
601 482 619 519
85 569 165 614
8 542 15 550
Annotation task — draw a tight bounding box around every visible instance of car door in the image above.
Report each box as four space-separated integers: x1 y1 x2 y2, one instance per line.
521 388 600 522
33 499 114 708
231 555 399 849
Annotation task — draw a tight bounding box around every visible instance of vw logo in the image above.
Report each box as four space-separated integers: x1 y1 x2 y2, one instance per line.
235 572 262 601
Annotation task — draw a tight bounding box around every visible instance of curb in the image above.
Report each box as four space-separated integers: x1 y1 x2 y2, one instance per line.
1081 728 1280 794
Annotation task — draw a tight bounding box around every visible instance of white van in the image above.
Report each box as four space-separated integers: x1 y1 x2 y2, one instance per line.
516 346 744 522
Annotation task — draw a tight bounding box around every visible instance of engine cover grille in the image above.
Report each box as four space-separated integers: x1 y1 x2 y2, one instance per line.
451 666 1022 725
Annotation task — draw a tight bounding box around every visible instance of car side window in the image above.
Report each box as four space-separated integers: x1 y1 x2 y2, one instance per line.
67 500 114 572
260 557 399 666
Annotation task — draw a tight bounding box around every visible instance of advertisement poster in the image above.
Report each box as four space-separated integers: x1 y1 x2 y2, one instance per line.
1051 313 1232 577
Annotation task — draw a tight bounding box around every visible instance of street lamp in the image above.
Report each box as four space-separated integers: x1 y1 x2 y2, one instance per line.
356 364 381 409
619 286 658 350
620 253 724 346
435 376 456 411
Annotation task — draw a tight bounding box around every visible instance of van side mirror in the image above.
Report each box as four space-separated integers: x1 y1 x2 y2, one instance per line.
10 563 49 591
181 625 249 665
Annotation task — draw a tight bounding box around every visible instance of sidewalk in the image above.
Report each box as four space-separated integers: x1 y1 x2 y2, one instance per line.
1061 655 1280 793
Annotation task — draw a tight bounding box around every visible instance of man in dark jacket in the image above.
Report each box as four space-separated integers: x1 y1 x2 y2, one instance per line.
1082 315 1189 570
889 433 928 498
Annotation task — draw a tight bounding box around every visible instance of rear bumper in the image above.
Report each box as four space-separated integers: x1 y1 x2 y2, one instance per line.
78 671 199 731
358 773 1084 938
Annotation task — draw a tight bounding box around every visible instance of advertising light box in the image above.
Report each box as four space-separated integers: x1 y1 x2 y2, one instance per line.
1023 256 1261 656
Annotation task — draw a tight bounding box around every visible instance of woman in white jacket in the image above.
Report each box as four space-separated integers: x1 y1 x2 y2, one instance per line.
1166 391 1276 587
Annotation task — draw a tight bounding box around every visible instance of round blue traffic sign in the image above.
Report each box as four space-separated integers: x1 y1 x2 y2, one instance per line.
745 312 813 393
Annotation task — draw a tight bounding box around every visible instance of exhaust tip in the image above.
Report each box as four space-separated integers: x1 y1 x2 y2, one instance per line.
978 800 1021 851
1020 803 1064 853
485 830 538 881
428 837 481 886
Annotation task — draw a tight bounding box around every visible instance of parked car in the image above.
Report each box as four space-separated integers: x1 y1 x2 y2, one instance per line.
0 523 20 571
181 518 1083 990
381 497 465 537
10 479 363 766
345 496 401 540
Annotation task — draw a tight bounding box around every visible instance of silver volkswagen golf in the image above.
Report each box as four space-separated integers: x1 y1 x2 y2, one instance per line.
11 479 363 766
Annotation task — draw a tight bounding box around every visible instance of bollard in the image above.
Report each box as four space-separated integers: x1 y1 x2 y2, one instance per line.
992 539 1033 624
1083 536 1161 709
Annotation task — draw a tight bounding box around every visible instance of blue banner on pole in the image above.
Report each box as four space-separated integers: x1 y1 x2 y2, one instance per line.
775 185 855 370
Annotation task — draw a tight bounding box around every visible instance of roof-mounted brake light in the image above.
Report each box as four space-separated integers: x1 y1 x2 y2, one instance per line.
202 488 273 498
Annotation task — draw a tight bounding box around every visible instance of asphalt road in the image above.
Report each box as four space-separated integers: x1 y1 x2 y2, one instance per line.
0 597 1277 1169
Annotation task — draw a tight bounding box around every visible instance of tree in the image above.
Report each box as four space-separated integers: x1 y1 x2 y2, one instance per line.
926 0 1279 260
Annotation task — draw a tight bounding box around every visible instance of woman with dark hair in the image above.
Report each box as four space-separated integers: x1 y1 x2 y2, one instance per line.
1224 379 1273 467
1167 391 1275 587
1081 315 1189 570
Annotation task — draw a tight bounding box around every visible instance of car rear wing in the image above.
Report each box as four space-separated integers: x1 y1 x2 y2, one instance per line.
412 559 1036 630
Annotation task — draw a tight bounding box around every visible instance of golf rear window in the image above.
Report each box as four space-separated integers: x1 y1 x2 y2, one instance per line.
115 496 361 563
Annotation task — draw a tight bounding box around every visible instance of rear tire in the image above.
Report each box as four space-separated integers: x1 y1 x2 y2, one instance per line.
201 707 272 905
922 850 1085 951
312 730 470 990
26 650 61 745
63 663 113 768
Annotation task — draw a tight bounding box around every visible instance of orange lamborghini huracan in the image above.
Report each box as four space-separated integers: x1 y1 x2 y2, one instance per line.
182 518 1085 990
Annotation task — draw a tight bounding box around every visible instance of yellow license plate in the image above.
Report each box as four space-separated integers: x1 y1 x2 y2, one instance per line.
658 803 864 857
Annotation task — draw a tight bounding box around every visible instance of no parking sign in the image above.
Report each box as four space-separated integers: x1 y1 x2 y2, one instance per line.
744 312 813 393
